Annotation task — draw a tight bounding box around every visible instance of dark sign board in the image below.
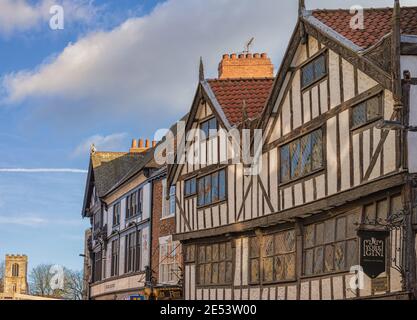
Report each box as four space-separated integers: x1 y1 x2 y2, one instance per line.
358 229 389 279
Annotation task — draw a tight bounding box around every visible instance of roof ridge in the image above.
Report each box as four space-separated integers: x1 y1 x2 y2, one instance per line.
207 77 274 82
312 6 417 12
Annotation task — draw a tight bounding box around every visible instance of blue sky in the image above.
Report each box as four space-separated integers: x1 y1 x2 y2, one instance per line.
0 0 413 272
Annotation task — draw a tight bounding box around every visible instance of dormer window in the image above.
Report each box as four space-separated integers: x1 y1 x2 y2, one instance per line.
200 118 218 140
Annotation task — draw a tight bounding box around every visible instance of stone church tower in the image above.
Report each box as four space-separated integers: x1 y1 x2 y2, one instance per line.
3 255 28 295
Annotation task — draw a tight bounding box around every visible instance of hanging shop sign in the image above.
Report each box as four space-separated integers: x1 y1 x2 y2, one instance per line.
358 229 390 279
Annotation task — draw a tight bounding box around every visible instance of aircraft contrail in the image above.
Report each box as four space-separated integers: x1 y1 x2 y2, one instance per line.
0 168 87 173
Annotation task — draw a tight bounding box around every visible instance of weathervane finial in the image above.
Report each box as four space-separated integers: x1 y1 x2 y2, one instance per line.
199 56 205 82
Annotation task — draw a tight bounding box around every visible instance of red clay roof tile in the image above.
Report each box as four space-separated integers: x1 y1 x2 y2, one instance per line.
206 78 274 126
312 7 417 49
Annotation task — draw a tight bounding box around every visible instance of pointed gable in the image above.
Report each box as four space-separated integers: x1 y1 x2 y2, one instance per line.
206 78 274 126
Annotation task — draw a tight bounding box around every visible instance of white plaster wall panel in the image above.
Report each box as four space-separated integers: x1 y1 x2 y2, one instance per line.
370 127 382 180
198 210 204 230
282 96 291 135
360 275 372 297
357 69 378 94
284 187 292 210
269 149 279 211
228 165 236 224
212 205 219 228
269 116 281 143
200 141 206 168
311 85 320 119
236 164 244 222
224 289 232 300
401 55 417 75
384 90 394 120
242 238 249 286
309 36 319 56
363 129 371 175
342 58 355 101
210 289 216 300
332 276 344 300
241 288 249 300
287 286 297 300
185 265 190 300
327 116 338 195
294 183 303 206
345 274 357 299
196 289 202 300
205 208 212 229
219 129 228 164
269 287 276 300
353 134 361 185
234 238 242 286
311 280 320 300
277 287 286 300
243 175 251 221
315 174 326 199
293 43 308 66
262 288 269 300
321 278 332 300
300 282 310 300
190 265 196 300
213 137 219 165
292 71 302 128
220 203 227 227
251 175 258 219
303 91 311 123
249 287 261 300
203 289 209 300
141 226 150 271
328 50 341 109
234 289 241 300
304 178 314 203
408 85 417 173
217 289 224 300
384 131 396 174
339 110 351 190
142 183 151 220
320 80 329 113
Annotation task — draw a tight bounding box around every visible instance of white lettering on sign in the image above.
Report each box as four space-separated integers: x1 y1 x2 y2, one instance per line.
363 237 384 257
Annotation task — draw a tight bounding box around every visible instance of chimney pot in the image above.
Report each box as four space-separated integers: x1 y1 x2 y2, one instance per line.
145 139 150 148
223 54 229 59
238 53 245 59
254 53 260 58
152 140 157 148
139 139 144 148
131 139 138 148
246 53 253 59
261 53 268 58
231 53 237 59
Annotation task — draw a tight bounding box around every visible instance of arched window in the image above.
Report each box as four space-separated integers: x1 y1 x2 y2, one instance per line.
12 263 19 277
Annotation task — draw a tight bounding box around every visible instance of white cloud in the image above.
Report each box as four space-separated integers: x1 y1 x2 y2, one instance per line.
0 215 46 227
0 168 87 173
2 0 415 128
72 132 128 157
0 0 97 36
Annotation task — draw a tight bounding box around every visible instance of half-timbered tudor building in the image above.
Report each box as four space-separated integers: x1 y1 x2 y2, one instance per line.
170 1 417 300
82 140 157 300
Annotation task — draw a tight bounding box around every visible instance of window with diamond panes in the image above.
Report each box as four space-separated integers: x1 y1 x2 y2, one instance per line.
197 242 233 286
352 95 382 128
303 211 360 276
280 129 323 183
301 53 327 88
249 230 296 283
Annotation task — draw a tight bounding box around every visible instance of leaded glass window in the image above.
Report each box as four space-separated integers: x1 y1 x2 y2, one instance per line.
352 95 382 128
249 230 296 283
280 129 323 183
301 53 327 88
303 211 360 276
197 169 227 207
197 242 232 286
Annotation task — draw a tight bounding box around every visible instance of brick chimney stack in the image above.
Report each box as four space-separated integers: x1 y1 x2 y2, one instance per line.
130 138 157 153
218 53 274 79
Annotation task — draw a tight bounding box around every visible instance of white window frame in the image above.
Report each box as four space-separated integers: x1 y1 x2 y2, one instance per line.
159 236 180 285
161 180 175 220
